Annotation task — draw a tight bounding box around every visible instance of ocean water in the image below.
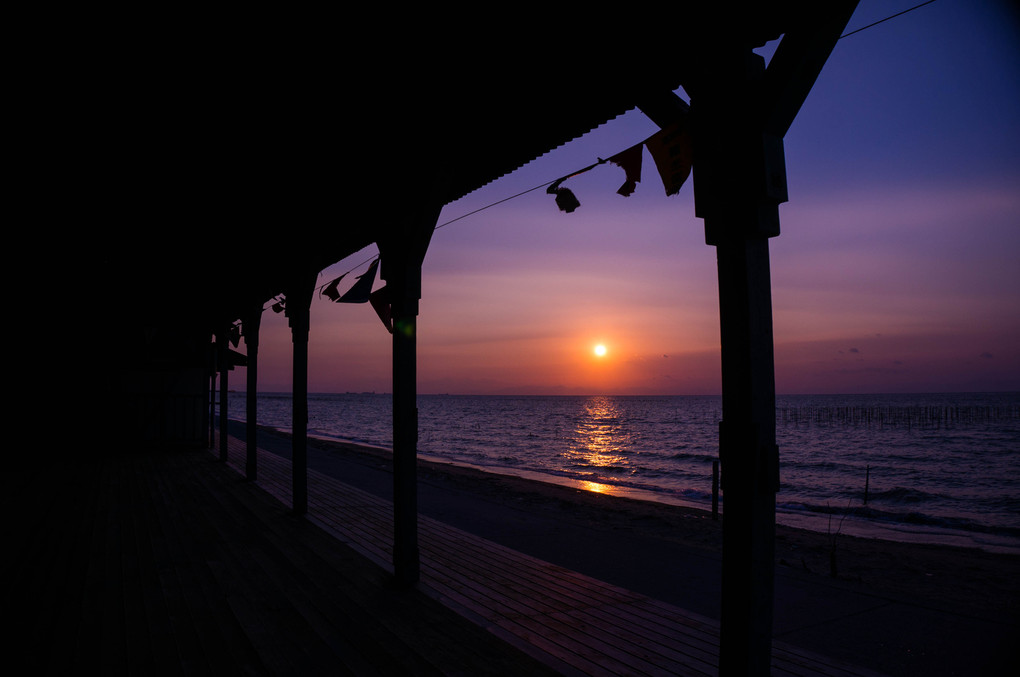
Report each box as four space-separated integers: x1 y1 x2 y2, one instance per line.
225 391 1020 554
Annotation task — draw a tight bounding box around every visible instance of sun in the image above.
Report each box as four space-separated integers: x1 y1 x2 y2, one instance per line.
593 344 607 357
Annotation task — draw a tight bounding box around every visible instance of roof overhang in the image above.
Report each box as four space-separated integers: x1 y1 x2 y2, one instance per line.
76 3 855 354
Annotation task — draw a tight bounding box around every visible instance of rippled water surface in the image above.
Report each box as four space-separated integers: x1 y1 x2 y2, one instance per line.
227 391 1020 552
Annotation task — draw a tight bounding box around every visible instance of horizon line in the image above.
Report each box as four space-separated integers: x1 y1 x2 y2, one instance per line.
227 389 1020 398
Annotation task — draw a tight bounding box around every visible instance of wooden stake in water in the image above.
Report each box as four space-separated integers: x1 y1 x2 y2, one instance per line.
712 460 719 520
864 465 870 505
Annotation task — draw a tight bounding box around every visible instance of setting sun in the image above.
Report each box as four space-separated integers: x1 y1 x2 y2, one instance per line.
593 344 607 357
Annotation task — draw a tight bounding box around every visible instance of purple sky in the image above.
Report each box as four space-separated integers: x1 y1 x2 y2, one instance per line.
246 1 1020 396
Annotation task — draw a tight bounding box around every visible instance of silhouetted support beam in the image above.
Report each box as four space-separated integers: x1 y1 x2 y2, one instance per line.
713 238 779 677
285 269 318 515
636 90 690 131
761 1 860 138
379 209 440 588
658 9 855 675
243 305 262 481
217 328 230 462
208 345 216 448
692 48 784 677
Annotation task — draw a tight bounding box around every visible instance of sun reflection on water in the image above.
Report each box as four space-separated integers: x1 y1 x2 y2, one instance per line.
574 479 620 495
563 396 635 487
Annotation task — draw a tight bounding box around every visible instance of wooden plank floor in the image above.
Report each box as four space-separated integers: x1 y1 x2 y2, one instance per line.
224 435 889 677
6 445 561 676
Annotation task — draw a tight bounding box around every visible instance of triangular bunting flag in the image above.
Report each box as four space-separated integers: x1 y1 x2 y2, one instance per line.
337 258 379 303
320 273 347 301
645 119 693 196
370 286 392 334
609 143 643 196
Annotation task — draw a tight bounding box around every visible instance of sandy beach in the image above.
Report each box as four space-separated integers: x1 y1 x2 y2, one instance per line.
298 430 1018 611
243 423 1018 676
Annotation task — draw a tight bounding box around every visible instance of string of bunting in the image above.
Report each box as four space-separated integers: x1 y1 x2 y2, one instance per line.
236 0 931 343
229 3 937 344
546 117 692 213
227 322 241 348
317 258 393 334
259 258 391 334
545 2 938 212
256 118 694 339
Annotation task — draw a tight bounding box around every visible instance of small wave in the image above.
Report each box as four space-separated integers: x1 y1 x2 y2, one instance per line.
673 487 714 502
782 459 857 472
568 463 633 475
670 451 717 462
777 500 1020 539
867 486 946 504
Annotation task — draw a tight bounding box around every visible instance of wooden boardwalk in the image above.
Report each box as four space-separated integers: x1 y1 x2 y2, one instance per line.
223 435 888 677
8 444 558 676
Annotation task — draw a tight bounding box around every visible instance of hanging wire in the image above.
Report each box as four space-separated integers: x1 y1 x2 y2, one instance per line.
294 0 940 313
429 1 941 236
434 183 555 231
839 0 938 40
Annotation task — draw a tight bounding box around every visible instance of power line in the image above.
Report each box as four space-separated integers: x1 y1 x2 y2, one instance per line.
431 2 940 236
839 0 938 39
313 1 940 302
435 183 553 231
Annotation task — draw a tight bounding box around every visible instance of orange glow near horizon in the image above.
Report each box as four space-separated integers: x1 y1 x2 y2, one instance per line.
237 7 1020 399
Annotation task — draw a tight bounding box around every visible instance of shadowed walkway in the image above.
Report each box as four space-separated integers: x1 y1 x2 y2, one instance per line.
5 431 893 676
220 434 888 677
5 445 558 675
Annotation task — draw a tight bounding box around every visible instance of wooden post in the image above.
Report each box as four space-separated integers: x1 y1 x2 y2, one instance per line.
208 351 216 449
286 268 318 516
641 8 855 674
379 208 440 588
391 278 419 586
693 48 784 677
712 237 781 677
712 460 720 520
243 305 262 481
218 327 229 462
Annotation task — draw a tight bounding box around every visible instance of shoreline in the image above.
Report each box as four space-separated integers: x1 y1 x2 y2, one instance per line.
305 429 1020 556
266 424 1020 624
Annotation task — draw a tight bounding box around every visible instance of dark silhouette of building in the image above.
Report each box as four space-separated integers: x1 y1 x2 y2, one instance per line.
54 5 861 674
